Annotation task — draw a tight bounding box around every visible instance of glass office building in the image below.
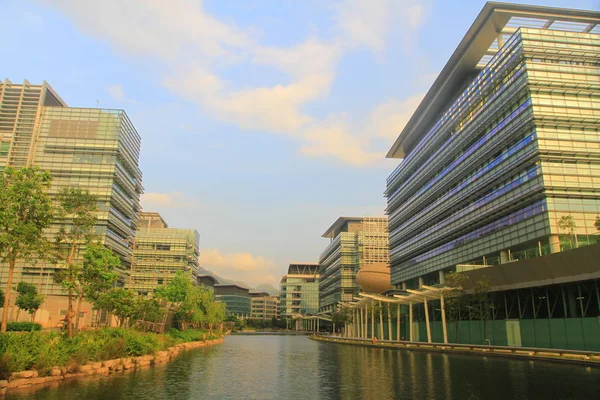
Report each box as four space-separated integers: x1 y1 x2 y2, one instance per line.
319 217 389 313
280 263 320 317
129 212 200 295
0 80 143 294
214 285 251 317
385 4 600 289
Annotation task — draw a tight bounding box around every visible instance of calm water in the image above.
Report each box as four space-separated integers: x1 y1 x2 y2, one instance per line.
8 335 600 400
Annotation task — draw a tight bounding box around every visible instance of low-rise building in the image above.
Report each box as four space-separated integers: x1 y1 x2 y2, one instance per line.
214 284 251 317
280 263 320 317
250 292 280 320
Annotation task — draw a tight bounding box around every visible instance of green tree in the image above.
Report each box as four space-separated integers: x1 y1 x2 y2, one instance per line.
15 282 44 322
73 244 120 330
444 271 470 343
0 167 54 333
154 271 191 304
94 288 136 328
53 187 98 338
558 215 578 249
468 277 492 344
132 297 164 324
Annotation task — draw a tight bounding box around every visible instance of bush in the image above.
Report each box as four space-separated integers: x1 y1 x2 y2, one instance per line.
6 322 42 331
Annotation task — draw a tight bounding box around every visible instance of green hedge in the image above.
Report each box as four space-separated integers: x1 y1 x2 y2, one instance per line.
0 327 214 379
6 322 42 332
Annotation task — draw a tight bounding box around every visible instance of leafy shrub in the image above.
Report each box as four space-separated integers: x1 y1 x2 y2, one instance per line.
6 322 42 331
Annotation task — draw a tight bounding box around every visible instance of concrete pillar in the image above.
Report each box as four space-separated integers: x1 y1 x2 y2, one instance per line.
440 294 448 344
387 303 392 341
439 270 445 285
500 250 509 264
317 318 320 332
550 234 561 254
379 301 384 340
402 282 407 290
418 277 424 288
409 301 414 342
424 297 432 343
397 303 401 340
370 302 375 338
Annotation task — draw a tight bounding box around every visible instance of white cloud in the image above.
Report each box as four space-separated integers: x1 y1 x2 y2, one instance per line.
107 84 125 101
200 249 278 286
368 95 424 140
140 192 188 209
42 0 430 166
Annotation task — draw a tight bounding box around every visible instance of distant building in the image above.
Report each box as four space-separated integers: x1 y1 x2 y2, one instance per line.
0 79 143 294
280 263 320 317
214 284 251 317
129 212 200 295
319 217 389 313
250 292 280 320
197 274 219 289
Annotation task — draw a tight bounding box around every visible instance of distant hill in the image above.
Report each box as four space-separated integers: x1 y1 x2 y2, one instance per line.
197 267 279 295
252 283 279 296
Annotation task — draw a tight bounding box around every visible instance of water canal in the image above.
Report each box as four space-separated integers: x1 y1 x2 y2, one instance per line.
8 335 600 400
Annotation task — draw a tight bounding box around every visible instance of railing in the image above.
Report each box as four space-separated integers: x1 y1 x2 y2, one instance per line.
312 335 600 363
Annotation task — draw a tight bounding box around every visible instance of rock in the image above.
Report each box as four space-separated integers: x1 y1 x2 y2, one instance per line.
8 378 32 389
113 364 123 371
137 360 151 367
78 365 93 373
102 359 120 369
122 363 135 370
10 370 38 380
89 362 103 369
0 387 6 395
50 368 62 377
96 367 109 375
0 380 8 389
155 351 169 358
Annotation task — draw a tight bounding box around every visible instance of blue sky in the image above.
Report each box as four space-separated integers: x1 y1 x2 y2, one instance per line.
2 0 597 287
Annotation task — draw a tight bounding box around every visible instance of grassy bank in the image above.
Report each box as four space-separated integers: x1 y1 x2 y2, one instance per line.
0 328 221 379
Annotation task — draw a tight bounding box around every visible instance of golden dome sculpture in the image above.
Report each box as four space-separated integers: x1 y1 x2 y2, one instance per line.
356 263 392 294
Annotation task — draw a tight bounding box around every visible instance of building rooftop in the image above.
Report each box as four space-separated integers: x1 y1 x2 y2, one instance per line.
286 263 319 276
138 211 169 228
386 2 600 159
249 292 272 297
321 216 388 239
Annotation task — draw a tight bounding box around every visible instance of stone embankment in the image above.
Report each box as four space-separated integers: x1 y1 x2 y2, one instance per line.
0 338 224 396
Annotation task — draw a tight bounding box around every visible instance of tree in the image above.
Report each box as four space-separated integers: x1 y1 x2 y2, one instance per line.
468 277 492 344
595 215 600 232
15 282 44 322
94 288 136 328
154 271 191 304
558 215 578 249
132 297 164 325
53 187 98 338
73 244 120 330
444 271 470 343
0 167 54 333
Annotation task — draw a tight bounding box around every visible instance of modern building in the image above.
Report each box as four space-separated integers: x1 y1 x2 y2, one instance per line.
214 284 251 317
197 274 219 289
280 263 320 317
384 3 600 289
129 212 200 295
250 292 280 320
0 79 143 295
319 217 389 313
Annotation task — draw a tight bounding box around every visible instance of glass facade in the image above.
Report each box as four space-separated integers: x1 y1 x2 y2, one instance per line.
280 263 320 316
0 81 143 294
214 285 251 317
319 217 389 312
386 24 599 288
129 212 200 295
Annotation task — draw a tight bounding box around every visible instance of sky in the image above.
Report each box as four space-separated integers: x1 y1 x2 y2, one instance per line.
2 0 597 288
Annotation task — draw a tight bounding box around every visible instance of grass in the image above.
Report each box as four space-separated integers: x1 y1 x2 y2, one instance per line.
0 327 219 379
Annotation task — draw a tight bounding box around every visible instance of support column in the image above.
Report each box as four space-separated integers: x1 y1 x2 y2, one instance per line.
418 277 424 288
409 301 414 342
402 282 407 290
500 250 509 264
317 318 320 333
362 307 366 338
387 303 392 341
379 301 384 340
397 303 401 340
549 234 561 254
424 297 432 343
439 270 445 285
370 302 375 339
440 294 448 344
